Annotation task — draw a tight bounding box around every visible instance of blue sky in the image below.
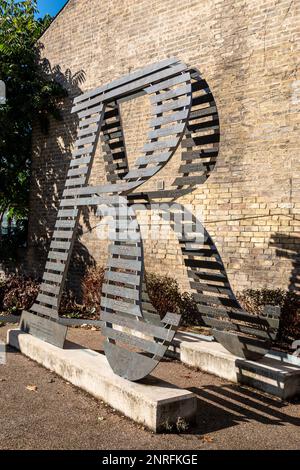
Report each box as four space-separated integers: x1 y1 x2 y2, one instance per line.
36 0 68 18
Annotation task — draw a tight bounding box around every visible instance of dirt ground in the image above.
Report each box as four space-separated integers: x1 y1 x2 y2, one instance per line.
0 324 299 450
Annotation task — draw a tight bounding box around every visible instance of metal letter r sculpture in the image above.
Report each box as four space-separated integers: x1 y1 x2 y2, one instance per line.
18 58 280 381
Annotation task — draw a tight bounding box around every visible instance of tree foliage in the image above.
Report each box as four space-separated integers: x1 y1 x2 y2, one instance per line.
0 0 67 229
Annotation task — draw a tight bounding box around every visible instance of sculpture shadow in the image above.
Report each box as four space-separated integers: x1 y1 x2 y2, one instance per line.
270 232 300 298
187 383 300 436
25 60 97 301
269 232 300 344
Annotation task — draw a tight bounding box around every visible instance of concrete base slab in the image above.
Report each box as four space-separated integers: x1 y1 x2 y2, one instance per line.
181 340 300 400
7 329 197 432
167 331 214 359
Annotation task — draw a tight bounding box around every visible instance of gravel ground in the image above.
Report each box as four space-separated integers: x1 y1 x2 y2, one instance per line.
0 324 299 450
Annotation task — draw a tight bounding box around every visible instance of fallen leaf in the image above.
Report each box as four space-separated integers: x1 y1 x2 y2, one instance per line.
26 385 38 392
200 435 214 443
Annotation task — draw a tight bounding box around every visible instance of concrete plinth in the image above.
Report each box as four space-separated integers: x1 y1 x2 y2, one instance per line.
7 329 197 432
181 340 300 400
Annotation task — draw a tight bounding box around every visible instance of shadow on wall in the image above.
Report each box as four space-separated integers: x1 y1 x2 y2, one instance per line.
26 59 97 300
270 233 300 297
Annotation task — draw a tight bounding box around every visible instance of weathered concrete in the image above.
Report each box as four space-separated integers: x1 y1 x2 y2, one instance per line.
167 331 214 359
181 340 300 400
0 341 5 365
7 329 197 432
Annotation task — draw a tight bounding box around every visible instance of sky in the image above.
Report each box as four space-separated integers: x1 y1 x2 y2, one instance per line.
35 0 68 18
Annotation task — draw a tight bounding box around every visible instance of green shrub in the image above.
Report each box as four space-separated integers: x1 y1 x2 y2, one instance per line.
82 265 105 313
59 266 105 318
0 274 40 314
145 272 202 326
2 271 299 349
237 288 300 343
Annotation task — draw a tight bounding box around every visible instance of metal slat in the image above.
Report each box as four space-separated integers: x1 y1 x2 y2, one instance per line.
145 72 191 94
124 166 158 180
102 283 139 301
74 57 180 104
101 297 141 316
162 312 181 327
203 316 276 340
142 138 179 153
101 311 172 341
149 109 189 127
197 303 279 329
193 293 240 309
105 270 140 286
69 156 91 167
108 258 141 271
77 124 98 138
62 181 137 197
30 303 58 319
55 220 76 229
148 123 185 139
109 244 141 257
78 115 101 128
152 96 191 114
65 177 86 187
42 272 63 284
105 161 128 172
59 196 120 207
102 326 167 357
40 283 60 296
102 131 123 141
135 152 171 166
45 262 65 273
37 293 58 308
77 105 103 120
57 209 78 218
150 84 191 104
52 230 74 239
73 62 187 112
74 135 97 147
67 167 89 177
71 145 93 157
48 251 68 261
50 240 71 250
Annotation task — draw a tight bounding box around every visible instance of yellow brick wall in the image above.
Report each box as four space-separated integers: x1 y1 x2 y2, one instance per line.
27 0 300 295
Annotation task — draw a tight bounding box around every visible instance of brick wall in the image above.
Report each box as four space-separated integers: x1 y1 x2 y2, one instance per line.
26 0 300 296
